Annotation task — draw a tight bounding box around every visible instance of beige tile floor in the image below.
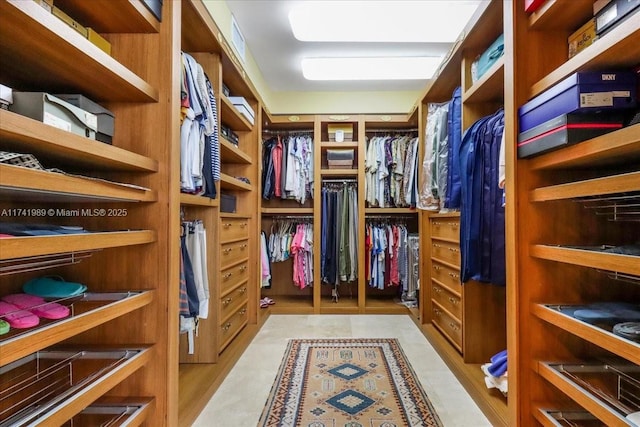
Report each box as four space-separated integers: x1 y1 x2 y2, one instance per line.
192 315 492 427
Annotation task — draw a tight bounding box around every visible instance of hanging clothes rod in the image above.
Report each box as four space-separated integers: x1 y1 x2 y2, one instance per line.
365 214 416 221
262 129 314 134
322 179 358 183
366 128 418 133
271 215 314 220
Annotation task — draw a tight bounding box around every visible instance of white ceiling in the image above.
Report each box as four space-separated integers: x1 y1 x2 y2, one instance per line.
223 0 458 93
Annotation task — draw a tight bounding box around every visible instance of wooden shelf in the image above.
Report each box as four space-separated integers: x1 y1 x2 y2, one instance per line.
180 193 219 207
219 173 252 191
528 124 640 170
320 142 360 149
320 298 359 314
219 212 251 219
530 171 640 202
364 297 411 314
530 245 640 276
261 208 314 215
1 230 156 260
181 0 222 53
0 110 158 172
220 96 253 132
0 164 156 203
260 295 314 314
4 347 152 427
50 0 160 33
463 57 504 103
538 361 632 426
0 1 158 102
530 12 640 99
320 169 358 176
528 0 594 30
75 397 154 427
220 139 252 164
533 304 640 365
365 208 417 214
0 291 154 366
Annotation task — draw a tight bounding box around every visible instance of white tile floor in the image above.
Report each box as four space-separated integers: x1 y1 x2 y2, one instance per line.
193 315 492 427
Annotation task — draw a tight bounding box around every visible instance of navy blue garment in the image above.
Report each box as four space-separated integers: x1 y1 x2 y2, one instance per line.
445 87 462 209
180 234 200 317
262 138 276 199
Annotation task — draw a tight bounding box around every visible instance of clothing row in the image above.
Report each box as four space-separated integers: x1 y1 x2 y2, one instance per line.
419 87 462 212
364 135 420 208
180 52 220 198
262 220 314 289
320 183 359 286
179 220 210 354
262 134 314 204
365 222 415 293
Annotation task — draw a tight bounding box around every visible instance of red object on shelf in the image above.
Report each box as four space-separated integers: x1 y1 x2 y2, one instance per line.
524 0 546 13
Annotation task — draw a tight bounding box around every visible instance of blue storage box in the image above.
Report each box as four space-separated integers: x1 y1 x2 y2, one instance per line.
518 71 637 132
473 34 504 83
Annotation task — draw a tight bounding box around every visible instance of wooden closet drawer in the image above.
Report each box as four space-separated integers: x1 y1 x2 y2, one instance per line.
219 304 248 353
431 260 461 294
430 218 460 242
219 282 248 323
432 301 462 352
431 239 461 267
431 281 462 320
220 261 249 295
220 239 249 269
220 218 249 242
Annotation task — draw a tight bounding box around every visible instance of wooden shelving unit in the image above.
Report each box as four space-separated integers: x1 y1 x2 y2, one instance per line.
220 138 252 164
180 193 220 207
219 173 252 191
220 96 253 132
463 57 504 103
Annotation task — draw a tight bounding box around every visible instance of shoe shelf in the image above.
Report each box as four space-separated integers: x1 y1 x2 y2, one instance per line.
530 11 640 99
0 347 151 426
320 168 358 176
534 408 602 427
529 172 640 202
1 230 156 260
529 124 640 171
0 111 158 173
533 304 640 365
320 142 359 149
220 96 253 132
179 193 219 207
537 362 640 427
66 397 154 427
51 0 160 33
220 139 252 165
530 245 640 277
462 57 504 104
219 173 252 192
0 1 158 102
0 164 156 203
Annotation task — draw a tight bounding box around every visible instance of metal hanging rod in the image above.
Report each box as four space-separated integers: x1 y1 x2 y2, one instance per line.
366 214 416 220
366 128 418 133
0 250 99 276
322 179 358 183
262 129 314 134
270 215 314 220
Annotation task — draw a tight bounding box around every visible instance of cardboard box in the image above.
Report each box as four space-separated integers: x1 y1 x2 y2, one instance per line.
327 149 354 168
518 71 637 132
595 0 640 36
10 92 97 139
327 124 353 142
86 28 111 55
52 6 88 38
568 18 596 58
55 94 114 144
517 112 625 158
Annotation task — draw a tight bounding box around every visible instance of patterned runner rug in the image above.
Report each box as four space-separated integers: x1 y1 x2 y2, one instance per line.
258 338 443 427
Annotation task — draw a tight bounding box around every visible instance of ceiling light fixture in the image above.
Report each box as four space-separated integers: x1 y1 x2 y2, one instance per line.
301 57 443 81
289 1 481 43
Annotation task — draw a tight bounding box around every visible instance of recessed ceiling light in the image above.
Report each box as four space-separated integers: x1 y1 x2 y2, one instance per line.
301 57 443 81
289 1 481 43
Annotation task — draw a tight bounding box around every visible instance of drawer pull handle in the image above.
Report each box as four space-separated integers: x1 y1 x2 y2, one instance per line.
448 272 459 279
239 308 247 315
222 297 232 306
449 322 460 331
449 297 458 305
223 272 232 279
449 247 459 252
432 286 441 293
432 243 441 248
450 223 458 228
433 308 441 316
222 322 232 331
223 248 233 254
223 223 232 228
240 223 248 228
240 244 247 249
239 265 247 271
433 265 441 271
239 287 247 293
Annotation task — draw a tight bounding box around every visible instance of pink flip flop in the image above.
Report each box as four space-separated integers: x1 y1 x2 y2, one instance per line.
0 301 39 329
263 297 275 305
2 294 70 320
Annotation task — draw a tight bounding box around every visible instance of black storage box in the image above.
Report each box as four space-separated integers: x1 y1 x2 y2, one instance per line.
595 0 640 36
56 94 115 144
141 0 163 22
517 112 625 158
220 194 237 213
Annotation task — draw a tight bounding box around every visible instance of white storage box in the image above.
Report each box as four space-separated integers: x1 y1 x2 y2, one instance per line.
228 96 255 125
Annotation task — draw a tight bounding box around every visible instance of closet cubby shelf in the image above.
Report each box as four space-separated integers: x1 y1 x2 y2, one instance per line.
0 347 152 427
0 1 158 102
320 142 359 149
46 0 160 33
220 139 252 164
0 291 154 366
537 361 634 427
220 96 253 132
0 110 158 172
529 171 640 202
463 57 504 104
69 397 154 427
530 245 640 277
181 0 221 53
534 408 599 427
320 169 358 176
365 208 417 214
533 304 640 365
219 173 252 191
528 124 640 170
528 0 594 31
261 208 314 215
319 298 359 314
0 164 157 203
530 12 640 99
1 230 156 260
180 193 219 207
219 213 251 219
